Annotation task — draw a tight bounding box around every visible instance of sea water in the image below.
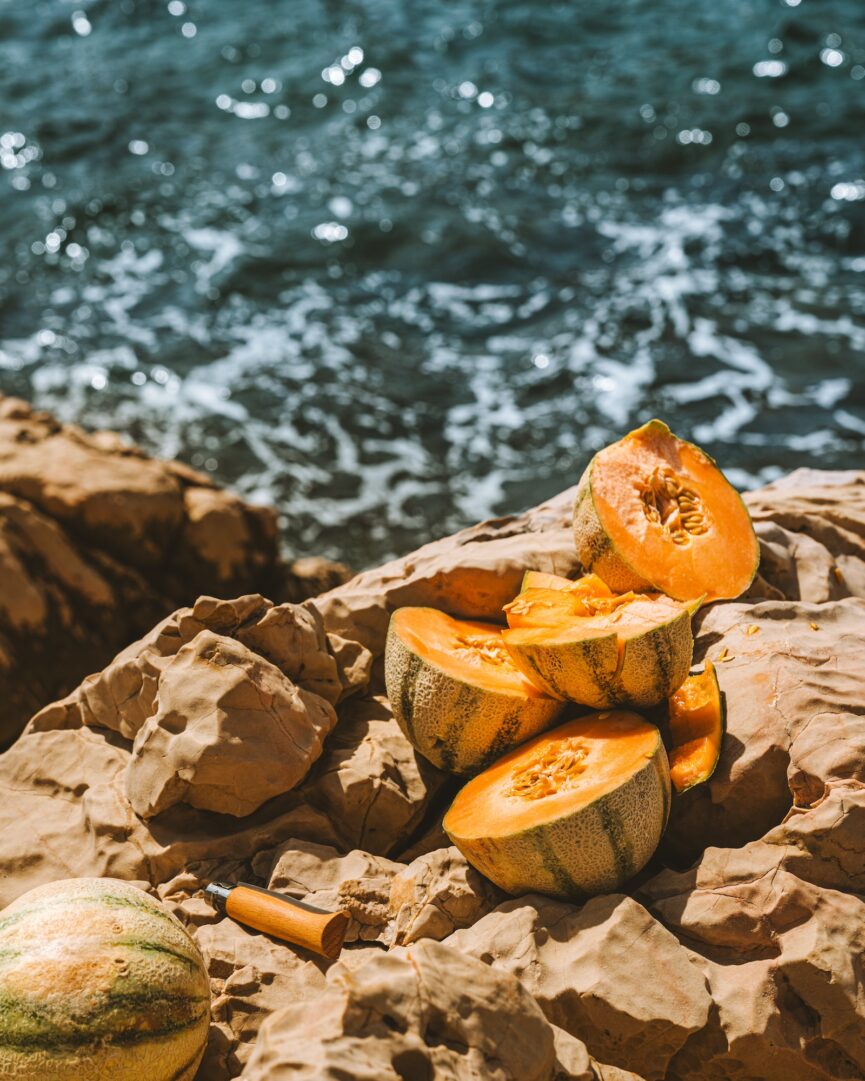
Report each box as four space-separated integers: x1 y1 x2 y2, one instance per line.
0 0 863 566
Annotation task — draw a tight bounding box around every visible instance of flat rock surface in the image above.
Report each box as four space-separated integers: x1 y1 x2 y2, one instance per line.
0 467 864 1080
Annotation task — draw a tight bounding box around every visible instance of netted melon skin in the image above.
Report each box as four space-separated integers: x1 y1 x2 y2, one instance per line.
505 608 693 710
446 738 671 898
0 878 210 1081
384 622 564 774
573 469 653 593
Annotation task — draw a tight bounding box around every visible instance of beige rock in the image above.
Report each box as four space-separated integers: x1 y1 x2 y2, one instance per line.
0 721 342 908
283 555 353 603
263 839 399 944
447 893 710 1080
303 694 446 856
239 940 577 1081
2 465 865 1080
663 595 865 865
745 469 865 601
261 840 500 947
0 397 282 745
311 486 581 662
195 917 329 1081
125 632 338 819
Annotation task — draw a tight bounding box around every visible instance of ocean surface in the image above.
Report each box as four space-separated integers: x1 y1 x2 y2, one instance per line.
0 0 863 568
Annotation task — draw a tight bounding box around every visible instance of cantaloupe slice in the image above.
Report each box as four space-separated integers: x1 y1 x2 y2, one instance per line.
444 710 671 898
519 570 614 596
667 660 725 792
384 607 565 774
573 419 759 603
502 590 694 708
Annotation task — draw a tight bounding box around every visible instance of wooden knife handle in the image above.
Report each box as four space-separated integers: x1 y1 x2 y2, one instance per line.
225 885 350 959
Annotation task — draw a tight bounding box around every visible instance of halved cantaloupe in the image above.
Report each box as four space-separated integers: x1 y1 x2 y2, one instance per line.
384 607 565 774
667 660 725 792
573 419 759 602
444 711 671 898
502 590 694 708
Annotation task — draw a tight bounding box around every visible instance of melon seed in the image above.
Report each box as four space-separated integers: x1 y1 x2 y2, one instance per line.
507 737 589 800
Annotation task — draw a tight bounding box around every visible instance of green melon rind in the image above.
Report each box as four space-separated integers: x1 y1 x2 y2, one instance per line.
573 465 653 593
573 419 760 600
444 730 671 898
384 615 565 774
502 606 693 709
0 878 210 1081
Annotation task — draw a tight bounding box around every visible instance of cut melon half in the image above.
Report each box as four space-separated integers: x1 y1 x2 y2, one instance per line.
502 590 694 708
444 710 671 898
384 607 565 774
667 660 725 792
574 419 760 602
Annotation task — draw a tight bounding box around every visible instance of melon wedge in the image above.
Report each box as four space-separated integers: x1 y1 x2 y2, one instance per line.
444 711 671 898
502 591 694 708
384 607 565 774
520 570 614 596
574 419 759 603
667 660 725 792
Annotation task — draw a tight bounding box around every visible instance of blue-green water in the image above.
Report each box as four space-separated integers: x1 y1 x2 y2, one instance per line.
0 0 863 566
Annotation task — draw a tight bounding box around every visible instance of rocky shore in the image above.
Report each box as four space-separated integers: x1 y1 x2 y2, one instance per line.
0 415 863 1079
0 397 349 747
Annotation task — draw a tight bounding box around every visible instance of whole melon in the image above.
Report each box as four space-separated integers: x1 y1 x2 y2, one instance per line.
0 877 210 1081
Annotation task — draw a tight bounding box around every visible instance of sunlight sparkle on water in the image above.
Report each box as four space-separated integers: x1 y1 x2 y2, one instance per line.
71 11 92 36
753 60 787 78
359 68 382 88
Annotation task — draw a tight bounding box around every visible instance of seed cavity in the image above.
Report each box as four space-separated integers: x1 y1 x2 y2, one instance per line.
638 467 708 545
505 592 635 620
507 738 589 800
453 633 514 669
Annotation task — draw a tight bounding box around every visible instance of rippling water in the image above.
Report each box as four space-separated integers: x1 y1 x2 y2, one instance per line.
0 0 863 566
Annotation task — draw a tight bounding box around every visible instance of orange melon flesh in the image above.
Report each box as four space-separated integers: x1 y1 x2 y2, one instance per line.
520 570 614 596
391 608 543 698
505 585 640 630
446 712 663 839
501 591 694 709
667 660 724 792
580 420 759 602
504 593 685 650
444 711 671 897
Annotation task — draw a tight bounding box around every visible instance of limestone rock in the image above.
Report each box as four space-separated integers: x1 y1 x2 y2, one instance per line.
2 466 865 1080
263 839 399 945
303 694 446 856
283 556 353 603
125 631 338 819
311 486 581 663
0 720 342 909
0 396 282 746
262 840 500 947
239 940 583 1081
745 469 865 601
195 917 328 1081
663 595 865 864
447 893 711 1080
